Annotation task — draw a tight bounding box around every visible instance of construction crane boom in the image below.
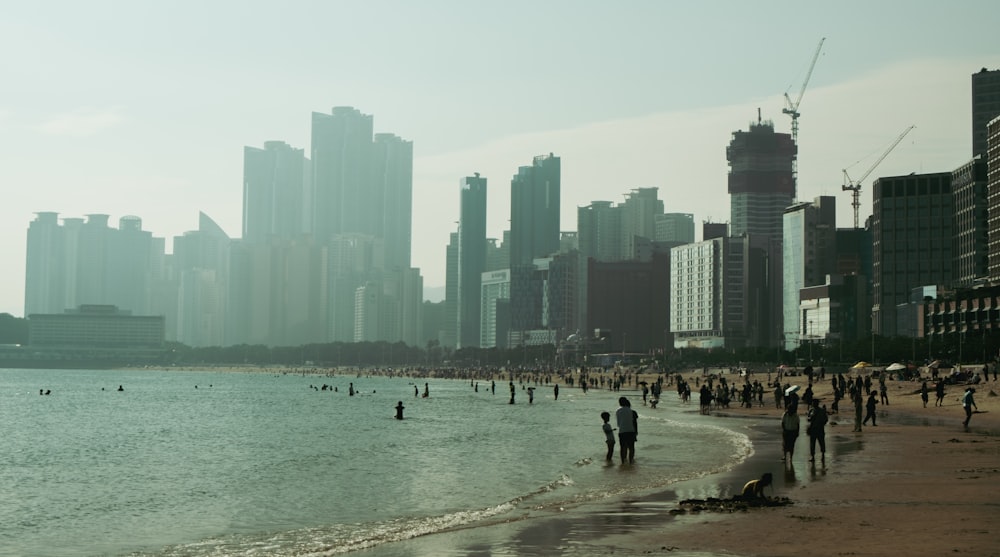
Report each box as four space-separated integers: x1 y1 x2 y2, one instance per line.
782 37 826 186
841 125 916 229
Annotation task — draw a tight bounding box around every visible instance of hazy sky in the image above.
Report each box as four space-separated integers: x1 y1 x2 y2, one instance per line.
1 1 998 317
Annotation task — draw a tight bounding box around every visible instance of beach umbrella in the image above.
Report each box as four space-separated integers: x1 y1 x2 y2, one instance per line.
851 361 871 369
784 385 801 396
886 363 906 371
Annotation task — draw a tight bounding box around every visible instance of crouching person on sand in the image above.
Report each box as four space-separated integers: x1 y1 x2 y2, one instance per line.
741 472 773 499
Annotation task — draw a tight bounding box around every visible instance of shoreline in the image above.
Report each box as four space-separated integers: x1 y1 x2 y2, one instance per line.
564 373 1000 557
360 371 1000 557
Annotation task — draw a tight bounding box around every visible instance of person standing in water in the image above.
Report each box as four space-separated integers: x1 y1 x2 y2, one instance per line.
394 401 405 420
601 411 615 462
615 397 637 464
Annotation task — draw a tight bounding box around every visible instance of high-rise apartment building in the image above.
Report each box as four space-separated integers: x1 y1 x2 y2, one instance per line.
782 197 836 350
310 107 375 243
988 117 1000 281
872 172 953 337
308 106 416 344
480 269 510 349
510 154 561 266
670 235 773 349
373 133 414 271
972 68 1000 159
242 141 309 243
25 212 67 316
457 173 487 348
656 213 695 244
25 213 160 319
443 231 459 348
952 158 988 287
620 188 663 257
727 120 796 239
510 154 560 334
173 213 231 347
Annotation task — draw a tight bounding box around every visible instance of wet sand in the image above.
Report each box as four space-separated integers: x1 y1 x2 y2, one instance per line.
358 370 1000 557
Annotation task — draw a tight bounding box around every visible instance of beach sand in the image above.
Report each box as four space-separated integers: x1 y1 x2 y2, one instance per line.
363 370 1000 557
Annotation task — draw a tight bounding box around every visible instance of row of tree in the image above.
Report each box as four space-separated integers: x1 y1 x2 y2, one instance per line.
2 313 994 370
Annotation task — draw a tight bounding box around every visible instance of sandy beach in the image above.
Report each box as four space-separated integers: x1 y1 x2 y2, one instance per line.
582 370 1000 557
358 368 1000 557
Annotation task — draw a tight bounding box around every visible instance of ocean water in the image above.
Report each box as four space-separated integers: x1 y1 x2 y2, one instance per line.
0 368 752 557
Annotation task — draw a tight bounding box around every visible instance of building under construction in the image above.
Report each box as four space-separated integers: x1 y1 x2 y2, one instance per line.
727 119 797 240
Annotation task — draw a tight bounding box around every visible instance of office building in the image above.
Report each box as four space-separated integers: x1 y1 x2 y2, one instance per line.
973 68 1000 159
782 196 836 350
871 172 953 337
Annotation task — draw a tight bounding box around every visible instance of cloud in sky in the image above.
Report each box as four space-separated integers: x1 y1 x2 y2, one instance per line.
36 107 123 137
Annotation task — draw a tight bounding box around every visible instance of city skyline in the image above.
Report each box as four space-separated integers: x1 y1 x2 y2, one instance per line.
2 1 997 317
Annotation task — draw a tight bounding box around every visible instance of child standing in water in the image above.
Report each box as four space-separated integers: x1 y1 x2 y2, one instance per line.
601 411 616 461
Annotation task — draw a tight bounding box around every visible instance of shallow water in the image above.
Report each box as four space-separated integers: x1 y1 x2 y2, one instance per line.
0 369 752 556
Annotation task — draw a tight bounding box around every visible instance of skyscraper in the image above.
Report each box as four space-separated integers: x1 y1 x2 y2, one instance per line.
782 196 836 350
310 107 375 243
510 154 561 266
509 154 561 334
373 133 414 271
972 68 1000 159
951 158 988 287
620 187 663 257
872 172 953 337
24 212 66 316
727 119 796 239
242 141 309 244
988 117 1000 282
309 107 416 343
457 173 487 348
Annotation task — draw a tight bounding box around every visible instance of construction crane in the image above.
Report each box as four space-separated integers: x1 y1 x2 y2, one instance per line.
783 37 826 185
842 125 916 229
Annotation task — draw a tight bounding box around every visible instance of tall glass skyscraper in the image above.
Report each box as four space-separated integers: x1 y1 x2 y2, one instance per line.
509 154 561 333
457 173 487 348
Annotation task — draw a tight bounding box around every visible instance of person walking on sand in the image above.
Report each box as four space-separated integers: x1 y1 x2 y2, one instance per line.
920 381 929 408
807 399 828 464
853 388 863 432
863 391 878 426
616 397 637 464
601 411 616 462
962 387 978 429
781 404 800 462
935 380 946 406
